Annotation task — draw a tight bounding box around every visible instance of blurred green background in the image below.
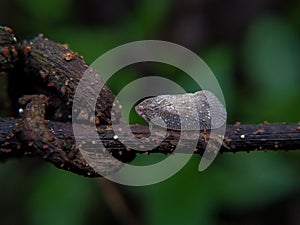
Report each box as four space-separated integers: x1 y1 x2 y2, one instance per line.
1 0 300 224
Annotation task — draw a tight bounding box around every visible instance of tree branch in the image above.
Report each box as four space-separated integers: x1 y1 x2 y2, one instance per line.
1 25 299 177
1 117 300 177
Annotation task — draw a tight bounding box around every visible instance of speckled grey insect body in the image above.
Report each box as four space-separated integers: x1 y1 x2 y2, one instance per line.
135 90 227 131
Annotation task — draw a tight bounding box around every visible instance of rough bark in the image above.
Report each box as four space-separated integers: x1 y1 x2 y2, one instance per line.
0 25 299 177
1 118 299 177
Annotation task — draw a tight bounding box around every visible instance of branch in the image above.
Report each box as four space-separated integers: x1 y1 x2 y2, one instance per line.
1 117 300 177
1 25 300 177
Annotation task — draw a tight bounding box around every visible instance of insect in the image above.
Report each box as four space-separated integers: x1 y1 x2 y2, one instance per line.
135 90 227 131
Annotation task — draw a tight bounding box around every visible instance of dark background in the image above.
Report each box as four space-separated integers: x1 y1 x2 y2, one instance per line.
0 0 300 224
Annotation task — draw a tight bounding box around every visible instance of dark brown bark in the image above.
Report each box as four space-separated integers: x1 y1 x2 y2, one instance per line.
0 26 18 72
1 117 300 177
0 25 299 178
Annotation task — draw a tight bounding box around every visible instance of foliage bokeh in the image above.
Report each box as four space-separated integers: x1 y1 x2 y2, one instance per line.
0 0 300 224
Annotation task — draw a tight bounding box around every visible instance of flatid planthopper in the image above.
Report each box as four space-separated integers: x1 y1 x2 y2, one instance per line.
135 90 227 131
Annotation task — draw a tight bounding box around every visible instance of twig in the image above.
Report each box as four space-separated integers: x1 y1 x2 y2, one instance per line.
1 117 299 177
1 25 300 177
